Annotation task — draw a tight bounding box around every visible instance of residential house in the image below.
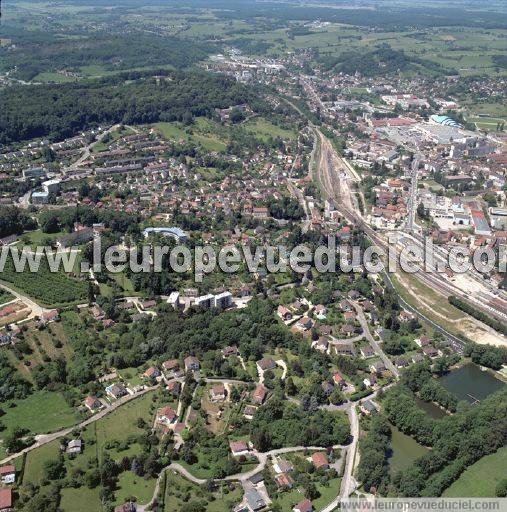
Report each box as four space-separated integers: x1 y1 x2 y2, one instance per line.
222 345 238 358
369 361 386 375
314 337 329 353
0 489 12 512
156 406 177 426
415 335 431 348
256 357 276 372
184 356 200 372
143 366 161 380
105 383 128 400
363 374 377 388
0 466 15 485
166 380 181 397
411 354 424 364
360 400 377 415
66 439 82 454
277 305 292 321
245 489 266 511
210 384 227 402
422 346 439 359
339 300 352 312
243 405 257 420
395 357 409 369
340 324 355 337
296 316 313 331
398 310 415 323
360 346 375 358
90 305 105 320
343 311 356 324
84 396 102 412
273 458 293 474
311 452 329 471
275 473 293 490
335 344 355 356
114 503 136 512
293 499 313 512
332 372 346 389
314 304 327 317
38 309 59 326
229 440 250 457
252 385 268 405
162 359 181 378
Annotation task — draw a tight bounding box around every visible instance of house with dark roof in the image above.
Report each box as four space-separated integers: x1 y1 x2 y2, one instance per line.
245 489 266 511
256 357 276 372
229 440 250 456
105 383 128 400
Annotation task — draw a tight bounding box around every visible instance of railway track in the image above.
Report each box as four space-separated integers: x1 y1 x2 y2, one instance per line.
313 128 506 345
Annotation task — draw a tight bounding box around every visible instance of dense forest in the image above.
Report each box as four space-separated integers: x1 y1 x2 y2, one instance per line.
383 386 507 496
0 206 37 239
318 48 454 77
0 70 256 144
0 33 211 82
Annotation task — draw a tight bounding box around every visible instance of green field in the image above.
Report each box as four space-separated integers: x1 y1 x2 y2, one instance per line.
443 447 507 497
60 486 101 512
17 229 67 250
23 440 61 484
243 117 297 142
154 117 227 152
0 390 77 435
33 72 78 83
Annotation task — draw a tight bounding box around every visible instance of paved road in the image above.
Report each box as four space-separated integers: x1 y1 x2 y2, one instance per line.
353 303 400 378
0 386 157 465
0 281 50 319
322 405 359 512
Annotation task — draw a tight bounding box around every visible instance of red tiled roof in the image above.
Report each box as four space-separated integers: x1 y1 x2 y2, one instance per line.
0 489 12 510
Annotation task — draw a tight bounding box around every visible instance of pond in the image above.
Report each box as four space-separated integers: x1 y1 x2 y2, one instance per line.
414 396 448 419
388 424 428 475
438 363 505 404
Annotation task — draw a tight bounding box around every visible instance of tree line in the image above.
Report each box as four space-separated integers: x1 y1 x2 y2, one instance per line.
449 296 507 340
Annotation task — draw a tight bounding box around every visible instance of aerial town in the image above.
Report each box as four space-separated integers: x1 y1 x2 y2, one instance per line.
0 1 506 511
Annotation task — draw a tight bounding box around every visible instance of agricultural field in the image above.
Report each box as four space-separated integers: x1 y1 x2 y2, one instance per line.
0 253 87 307
18 391 163 509
242 117 297 142
443 447 507 497
0 289 14 305
2 314 77 383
